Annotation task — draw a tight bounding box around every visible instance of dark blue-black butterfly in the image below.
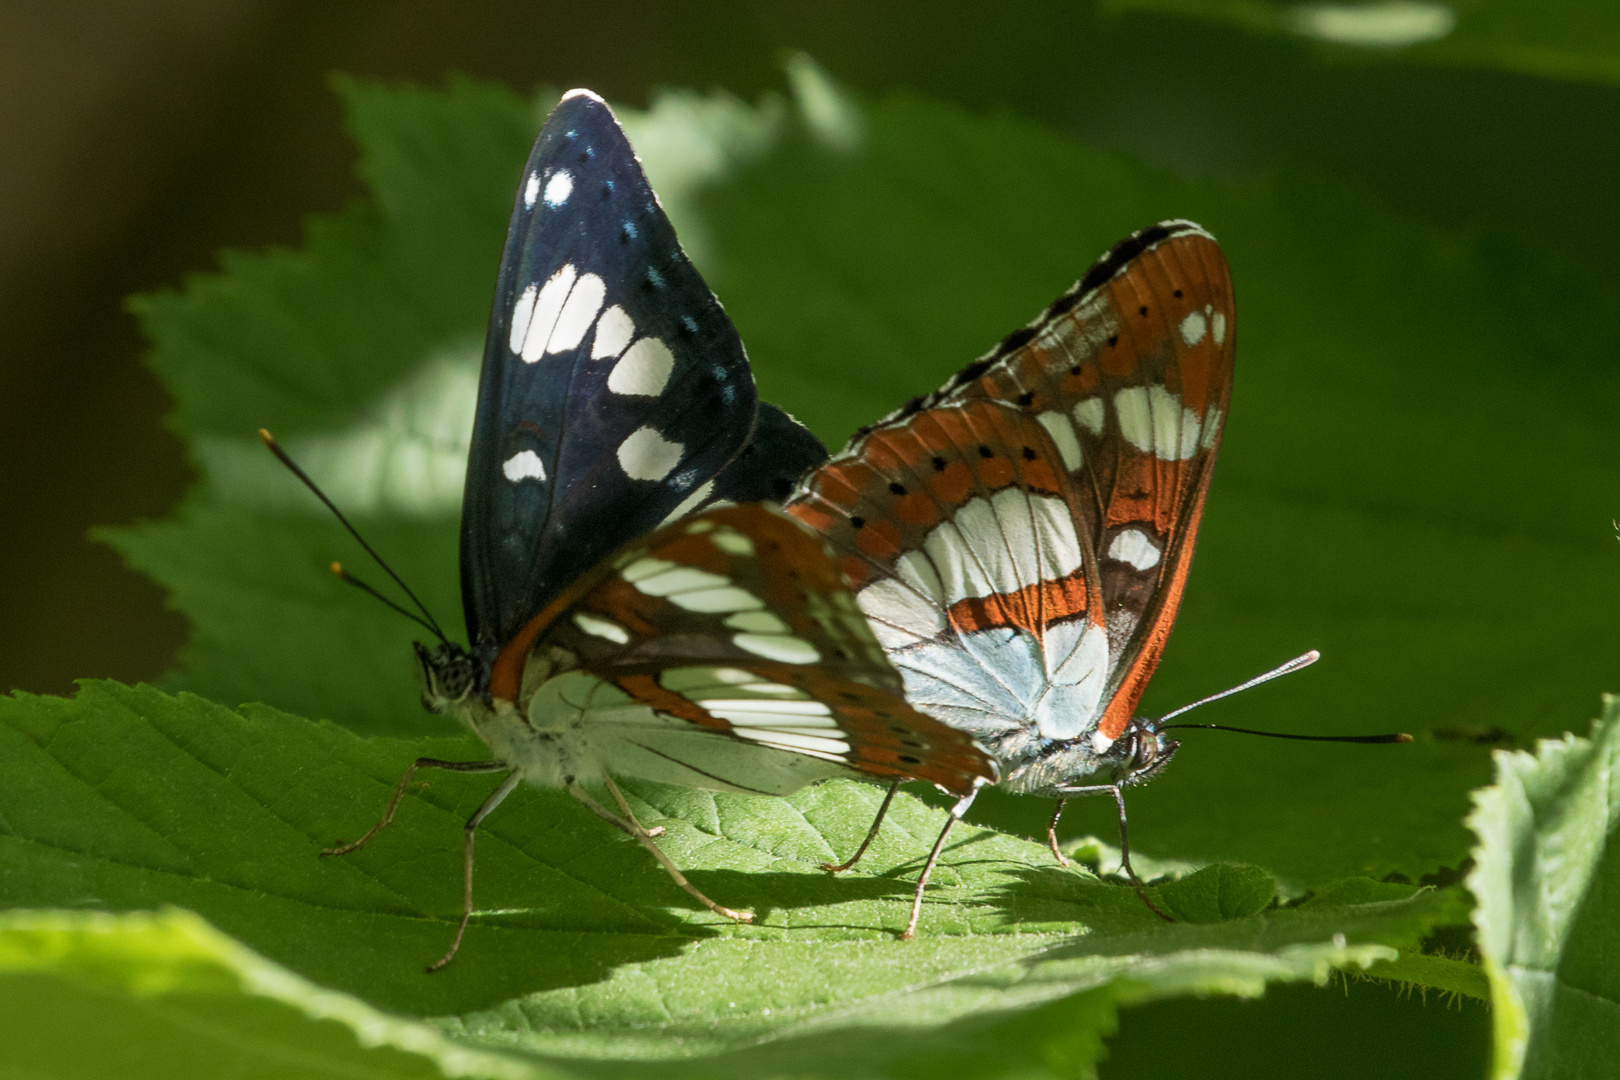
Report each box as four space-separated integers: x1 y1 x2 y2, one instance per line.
310 90 995 970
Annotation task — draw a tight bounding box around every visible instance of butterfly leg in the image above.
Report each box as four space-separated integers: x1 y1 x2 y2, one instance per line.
600 774 664 837
322 757 509 857
1046 798 1070 867
1057 783 1174 922
569 779 753 924
901 788 978 940
427 768 523 973
823 779 902 873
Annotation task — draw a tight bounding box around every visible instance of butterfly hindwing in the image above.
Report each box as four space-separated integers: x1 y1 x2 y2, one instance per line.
787 221 1235 752
706 402 830 506
461 90 759 657
523 504 992 796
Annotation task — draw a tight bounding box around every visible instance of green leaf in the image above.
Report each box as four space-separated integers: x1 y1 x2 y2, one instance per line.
0 908 545 1080
1466 695 1620 1079
1 681 1463 1078
1102 1 1620 88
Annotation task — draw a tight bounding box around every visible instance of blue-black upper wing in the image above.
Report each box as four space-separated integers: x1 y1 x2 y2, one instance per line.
460 90 759 657
706 402 829 505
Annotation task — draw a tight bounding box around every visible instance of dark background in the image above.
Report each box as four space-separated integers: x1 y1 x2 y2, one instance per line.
11 3 1601 1071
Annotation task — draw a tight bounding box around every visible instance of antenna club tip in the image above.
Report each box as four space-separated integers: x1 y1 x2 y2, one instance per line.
329 561 345 577
1304 649 1322 662
1396 733 1414 743
258 427 276 445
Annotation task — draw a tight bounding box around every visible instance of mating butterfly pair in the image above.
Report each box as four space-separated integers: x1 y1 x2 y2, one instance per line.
307 90 1250 968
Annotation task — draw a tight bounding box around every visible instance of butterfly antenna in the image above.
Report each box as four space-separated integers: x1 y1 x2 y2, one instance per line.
259 428 450 645
1157 649 1411 743
330 562 444 640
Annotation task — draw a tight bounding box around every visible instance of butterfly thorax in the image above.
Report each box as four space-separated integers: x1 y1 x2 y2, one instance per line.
992 718 1180 797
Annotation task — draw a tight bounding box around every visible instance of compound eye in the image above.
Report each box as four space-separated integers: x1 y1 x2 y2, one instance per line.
1134 737 1159 770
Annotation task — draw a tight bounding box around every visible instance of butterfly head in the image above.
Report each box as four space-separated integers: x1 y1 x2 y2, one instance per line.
1118 718 1180 787
414 641 485 714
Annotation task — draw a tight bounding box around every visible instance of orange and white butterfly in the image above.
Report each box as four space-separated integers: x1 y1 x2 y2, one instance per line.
787 221 1237 931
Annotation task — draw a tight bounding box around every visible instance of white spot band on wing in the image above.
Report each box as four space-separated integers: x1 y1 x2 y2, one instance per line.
1073 397 1105 436
1036 411 1082 470
617 426 683 481
501 450 546 482
732 728 852 760
709 528 755 557
1179 309 1207 346
513 265 575 362
546 272 606 355
657 479 714 526
670 586 765 614
607 337 675 396
523 173 541 208
733 633 820 664
543 169 574 207
724 610 790 634
573 612 630 644
1107 528 1162 571
1114 385 1204 460
591 305 635 360
923 488 1083 605
631 565 730 597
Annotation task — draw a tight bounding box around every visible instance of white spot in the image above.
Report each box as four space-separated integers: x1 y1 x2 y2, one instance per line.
671 586 765 614
622 557 675 583
1292 2 1455 48
1073 397 1105 436
1090 730 1115 754
1115 386 1202 460
1333 932 1347 949
507 285 538 358
543 169 574 207
523 173 541 208
1179 309 1207 347
733 728 852 761
659 479 715 526
512 265 576 362
501 450 546 482
685 519 715 534
546 272 606 355
1200 405 1223 451
617 426 683 481
1212 310 1228 347
1036 411 1082 470
591 305 636 360
733 633 821 664
573 612 630 644
1107 529 1162 571
725 610 790 634
703 699 834 724
607 337 675 396
1114 386 1152 453
710 528 755 557
632 566 731 598
922 489 1082 605
858 551 947 649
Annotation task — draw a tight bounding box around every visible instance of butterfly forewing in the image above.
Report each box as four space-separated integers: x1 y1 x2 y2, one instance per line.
786 221 1235 751
461 90 759 657
529 504 993 796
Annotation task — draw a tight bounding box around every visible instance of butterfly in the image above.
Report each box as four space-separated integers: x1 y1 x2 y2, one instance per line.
315 90 997 969
785 220 1236 932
